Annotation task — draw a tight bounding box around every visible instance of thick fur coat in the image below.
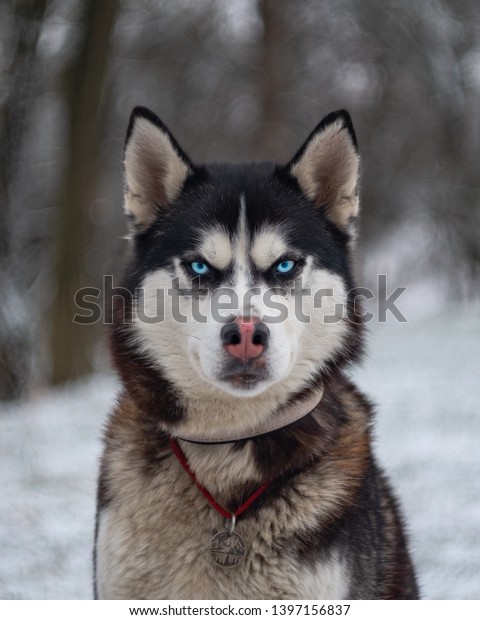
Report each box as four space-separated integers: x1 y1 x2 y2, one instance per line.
94 107 419 600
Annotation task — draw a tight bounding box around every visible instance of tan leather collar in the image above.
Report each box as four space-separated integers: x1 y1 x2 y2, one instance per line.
174 386 324 444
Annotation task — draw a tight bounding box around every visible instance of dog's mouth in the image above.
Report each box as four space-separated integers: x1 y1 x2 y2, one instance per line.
222 372 264 389
219 359 270 391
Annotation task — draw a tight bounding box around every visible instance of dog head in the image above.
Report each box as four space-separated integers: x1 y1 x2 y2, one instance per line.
111 107 362 433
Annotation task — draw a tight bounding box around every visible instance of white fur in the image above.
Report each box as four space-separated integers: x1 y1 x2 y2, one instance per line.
298 552 350 599
96 446 351 599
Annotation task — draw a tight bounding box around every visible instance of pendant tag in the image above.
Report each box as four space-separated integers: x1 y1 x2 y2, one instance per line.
210 516 246 568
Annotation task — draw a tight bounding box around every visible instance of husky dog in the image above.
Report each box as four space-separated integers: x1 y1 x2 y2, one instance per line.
94 107 419 599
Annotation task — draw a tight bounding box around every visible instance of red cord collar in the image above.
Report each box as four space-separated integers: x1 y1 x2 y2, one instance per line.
169 437 271 521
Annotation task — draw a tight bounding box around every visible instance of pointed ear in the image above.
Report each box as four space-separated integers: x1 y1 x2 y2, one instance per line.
288 110 360 233
123 107 193 231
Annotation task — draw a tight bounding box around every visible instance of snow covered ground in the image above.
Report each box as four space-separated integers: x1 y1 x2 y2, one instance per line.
1 306 479 599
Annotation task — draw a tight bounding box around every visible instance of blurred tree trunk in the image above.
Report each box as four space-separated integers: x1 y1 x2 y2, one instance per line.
0 0 48 399
256 0 290 160
49 0 118 386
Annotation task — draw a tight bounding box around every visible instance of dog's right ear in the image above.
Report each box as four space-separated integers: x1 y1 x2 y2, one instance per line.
123 107 193 231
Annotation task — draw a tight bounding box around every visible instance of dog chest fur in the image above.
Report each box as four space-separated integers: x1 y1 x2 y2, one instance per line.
95 403 354 599
95 379 387 600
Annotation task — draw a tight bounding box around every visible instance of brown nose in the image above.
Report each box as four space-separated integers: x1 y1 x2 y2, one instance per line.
221 318 270 362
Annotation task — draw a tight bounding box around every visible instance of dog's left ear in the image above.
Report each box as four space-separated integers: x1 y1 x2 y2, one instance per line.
287 110 360 233
123 106 193 231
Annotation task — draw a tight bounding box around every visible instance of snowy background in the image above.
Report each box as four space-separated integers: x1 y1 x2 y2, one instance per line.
1 304 479 600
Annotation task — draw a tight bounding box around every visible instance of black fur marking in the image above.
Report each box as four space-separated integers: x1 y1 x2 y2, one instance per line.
128 162 355 285
291 462 419 599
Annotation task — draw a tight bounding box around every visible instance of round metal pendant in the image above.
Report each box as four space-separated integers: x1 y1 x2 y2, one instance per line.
210 530 246 568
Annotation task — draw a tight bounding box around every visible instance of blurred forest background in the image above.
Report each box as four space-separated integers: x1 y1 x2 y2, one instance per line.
1 0 480 401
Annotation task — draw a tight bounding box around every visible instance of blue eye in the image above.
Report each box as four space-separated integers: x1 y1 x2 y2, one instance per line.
276 260 296 274
190 261 210 275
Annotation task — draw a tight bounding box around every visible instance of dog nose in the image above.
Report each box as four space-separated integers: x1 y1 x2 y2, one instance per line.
221 318 270 362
